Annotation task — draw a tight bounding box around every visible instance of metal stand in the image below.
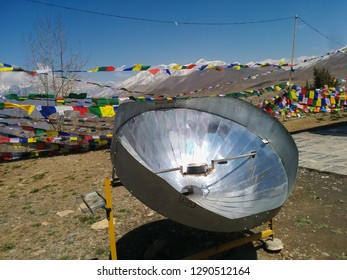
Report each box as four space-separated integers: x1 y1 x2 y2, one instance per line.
104 178 117 260
182 220 282 259
80 177 282 260
263 219 284 252
79 177 118 260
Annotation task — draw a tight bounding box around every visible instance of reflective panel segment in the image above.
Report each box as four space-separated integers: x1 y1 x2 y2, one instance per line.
117 108 288 220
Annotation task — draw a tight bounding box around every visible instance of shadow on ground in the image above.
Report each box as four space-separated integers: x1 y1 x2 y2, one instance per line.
291 121 347 136
116 219 259 260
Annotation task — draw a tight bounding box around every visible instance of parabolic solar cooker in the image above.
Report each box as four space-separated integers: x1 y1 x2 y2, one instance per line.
110 97 298 232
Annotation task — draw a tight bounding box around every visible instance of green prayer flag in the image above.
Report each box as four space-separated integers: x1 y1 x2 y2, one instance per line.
68 92 87 99
92 98 118 106
141 65 151 70
87 106 102 117
265 87 275 91
5 93 19 100
35 129 45 136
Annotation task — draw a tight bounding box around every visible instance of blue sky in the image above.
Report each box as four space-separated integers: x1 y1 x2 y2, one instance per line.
1 0 346 82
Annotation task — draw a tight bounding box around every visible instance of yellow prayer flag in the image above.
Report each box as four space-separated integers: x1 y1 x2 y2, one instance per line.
4 102 35 115
309 90 314 99
330 97 336 105
99 139 108 145
28 138 36 143
87 67 99 72
4 102 15 108
132 64 143 71
291 89 298 100
32 151 39 157
0 67 14 72
21 105 35 115
172 64 182 70
233 65 241 70
100 106 115 117
46 130 59 137
316 98 321 107
70 137 78 141
274 86 281 91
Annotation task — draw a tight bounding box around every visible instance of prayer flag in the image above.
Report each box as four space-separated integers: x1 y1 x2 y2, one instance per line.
88 106 102 117
148 69 160 75
72 106 89 116
39 106 57 118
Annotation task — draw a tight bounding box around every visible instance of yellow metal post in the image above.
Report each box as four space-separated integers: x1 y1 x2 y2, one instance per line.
104 177 117 260
268 219 274 240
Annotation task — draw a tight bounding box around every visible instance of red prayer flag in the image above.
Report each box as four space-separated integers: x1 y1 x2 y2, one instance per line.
0 138 10 144
148 69 160 75
22 125 35 132
106 66 116 71
72 106 89 116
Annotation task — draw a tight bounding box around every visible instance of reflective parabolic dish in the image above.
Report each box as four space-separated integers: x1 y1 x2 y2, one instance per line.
111 97 298 232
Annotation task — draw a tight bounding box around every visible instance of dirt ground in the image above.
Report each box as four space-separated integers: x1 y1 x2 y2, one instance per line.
0 114 346 260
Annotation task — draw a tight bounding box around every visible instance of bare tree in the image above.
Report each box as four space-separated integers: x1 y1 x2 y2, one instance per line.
26 14 88 97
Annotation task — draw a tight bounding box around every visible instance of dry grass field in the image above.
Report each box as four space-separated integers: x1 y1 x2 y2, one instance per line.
0 113 346 260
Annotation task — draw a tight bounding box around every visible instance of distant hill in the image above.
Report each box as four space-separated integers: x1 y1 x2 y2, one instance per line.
1 47 346 98
114 48 347 98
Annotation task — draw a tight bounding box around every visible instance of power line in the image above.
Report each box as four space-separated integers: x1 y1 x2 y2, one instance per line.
24 0 173 24
179 17 294 26
24 0 293 26
298 17 345 47
24 1 345 47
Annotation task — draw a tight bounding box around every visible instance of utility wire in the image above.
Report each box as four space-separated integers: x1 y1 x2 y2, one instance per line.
298 17 345 47
179 17 294 26
24 0 293 26
23 1 345 47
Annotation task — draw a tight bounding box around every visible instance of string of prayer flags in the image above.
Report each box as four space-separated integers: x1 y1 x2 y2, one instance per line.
0 63 36 76
87 66 116 72
86 106 116 118
1 60 292 77
258 85 347 117
124 64 151 71
0 136 113 162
